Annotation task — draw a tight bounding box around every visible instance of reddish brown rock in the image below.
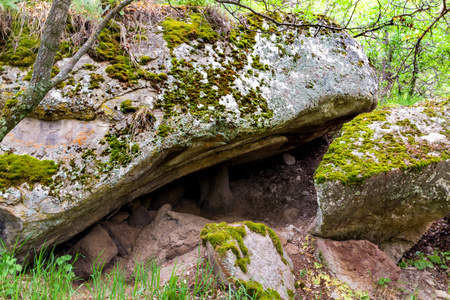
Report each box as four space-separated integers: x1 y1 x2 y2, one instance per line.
102 221 140 256
316 238 401 292
71 225 118 279
128 205 152 228
125 204 211 275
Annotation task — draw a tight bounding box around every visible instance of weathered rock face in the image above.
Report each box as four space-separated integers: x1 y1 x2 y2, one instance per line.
124 204 211 274
71 224 119 279
201 222 295 300
0 8 377 255
312 99 450 261
316 238 401 292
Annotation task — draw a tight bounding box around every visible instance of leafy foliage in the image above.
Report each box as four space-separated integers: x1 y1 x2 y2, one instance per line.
0 0 18 11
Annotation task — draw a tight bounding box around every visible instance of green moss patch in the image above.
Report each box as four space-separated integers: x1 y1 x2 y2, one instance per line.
120 99 136 113
90 22 160 86
0 21 39 67
100 133 139 167
161 13 218 50
0 21 76 68
89 73 105 89
200 222 249 273
244 221 289 265
139 56 152 65
0 154 58 189
236 279 282 300
201 221 290 273
54 41 77 62
315 100 450 186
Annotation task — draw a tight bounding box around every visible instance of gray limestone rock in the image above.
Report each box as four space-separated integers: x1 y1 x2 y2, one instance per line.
202 222 295 300
312 99 450 261
0 12 377 256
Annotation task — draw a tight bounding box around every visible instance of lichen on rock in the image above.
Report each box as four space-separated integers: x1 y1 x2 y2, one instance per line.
314 98 450 186
0 5 378 259
313 98 450 261
201 221 294 299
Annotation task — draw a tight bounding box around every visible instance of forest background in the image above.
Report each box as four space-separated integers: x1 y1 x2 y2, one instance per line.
0 0 449 298
0 0 449 106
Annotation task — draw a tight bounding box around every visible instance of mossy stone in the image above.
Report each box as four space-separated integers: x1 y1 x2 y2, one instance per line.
120 100 136 113
161 13 218 50
315 100 450 186
0 154 58 189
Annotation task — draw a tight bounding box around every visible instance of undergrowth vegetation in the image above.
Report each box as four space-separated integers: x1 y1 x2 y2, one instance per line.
380 93 425 106
0 245 261 299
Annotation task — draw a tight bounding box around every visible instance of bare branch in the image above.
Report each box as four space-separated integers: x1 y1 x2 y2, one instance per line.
216 0 346 31
51 0 136 86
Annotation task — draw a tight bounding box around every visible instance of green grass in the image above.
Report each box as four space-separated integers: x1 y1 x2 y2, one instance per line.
0 244 257 299
380 93 425 106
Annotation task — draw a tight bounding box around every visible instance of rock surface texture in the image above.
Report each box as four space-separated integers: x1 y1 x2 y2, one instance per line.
0 7 377 255
201 222 295 300
312 99 450 261
124 204 211 274
316 238 401 292
71 224 119 279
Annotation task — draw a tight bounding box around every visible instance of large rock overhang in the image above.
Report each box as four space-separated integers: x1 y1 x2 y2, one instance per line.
0 9 378 256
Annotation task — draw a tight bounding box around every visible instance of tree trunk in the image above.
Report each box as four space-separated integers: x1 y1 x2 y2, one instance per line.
409 45 421 97
380 29 394 100
0 0 135 143
0 0 72 142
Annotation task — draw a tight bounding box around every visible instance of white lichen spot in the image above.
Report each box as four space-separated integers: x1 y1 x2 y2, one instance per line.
421 133 447 144
219 94 239 113
351 150 365 158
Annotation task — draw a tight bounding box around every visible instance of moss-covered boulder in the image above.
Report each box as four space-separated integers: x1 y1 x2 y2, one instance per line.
201 222 294 300
0 7 377 256
312 99 450 261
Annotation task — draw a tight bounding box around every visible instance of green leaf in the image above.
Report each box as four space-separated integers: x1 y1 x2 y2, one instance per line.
398 260 408 269
414 260 427 270
427 255 441 264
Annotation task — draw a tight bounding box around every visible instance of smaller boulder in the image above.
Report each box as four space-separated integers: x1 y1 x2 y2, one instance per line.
316 238 401 292
128 205 152 228
71 225 118 279
102 221 140 256
201 221 295 300
282 153 296 165
125 204 211 275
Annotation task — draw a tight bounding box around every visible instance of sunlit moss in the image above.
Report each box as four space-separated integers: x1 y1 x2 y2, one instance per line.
161 13 218 50
0 154 58 189
236 279 282 300
315 100 450 186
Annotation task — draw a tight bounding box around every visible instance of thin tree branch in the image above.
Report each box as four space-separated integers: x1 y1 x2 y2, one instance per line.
51 0 136 86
